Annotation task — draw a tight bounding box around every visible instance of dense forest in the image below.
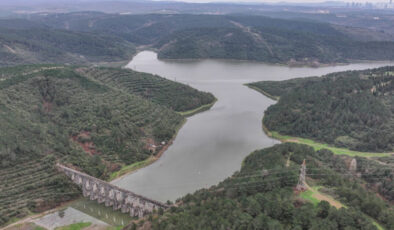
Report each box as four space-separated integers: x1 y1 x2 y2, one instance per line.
156 16 394 64
0 19 135 67
249 66 394 152
0 65 214 226
0 14 393 67
24 13 394 65
128 143 394 230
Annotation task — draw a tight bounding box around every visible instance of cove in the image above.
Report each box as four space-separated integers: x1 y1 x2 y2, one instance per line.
112 51 393 202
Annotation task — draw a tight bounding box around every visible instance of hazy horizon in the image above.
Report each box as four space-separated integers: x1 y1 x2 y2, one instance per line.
162 0 390 3
0 0 391 4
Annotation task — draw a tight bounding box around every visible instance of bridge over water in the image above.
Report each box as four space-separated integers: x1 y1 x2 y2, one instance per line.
56 164 169 218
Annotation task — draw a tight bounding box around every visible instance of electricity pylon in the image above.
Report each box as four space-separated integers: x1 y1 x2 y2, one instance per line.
296 159 307 191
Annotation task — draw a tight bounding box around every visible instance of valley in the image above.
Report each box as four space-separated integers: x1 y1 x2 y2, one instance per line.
0 2 393 229
1 13 394 67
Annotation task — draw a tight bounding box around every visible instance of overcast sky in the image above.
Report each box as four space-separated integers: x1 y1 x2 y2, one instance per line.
169 0 389 3
157 0 389 2
3 0 391 4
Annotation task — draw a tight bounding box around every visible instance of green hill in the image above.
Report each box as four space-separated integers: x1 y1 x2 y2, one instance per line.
156 16 394 65
248 66 394 152
0 65 214 226
30 13 394 65
78 67 215 112
0 19 135 67
128 143 394 230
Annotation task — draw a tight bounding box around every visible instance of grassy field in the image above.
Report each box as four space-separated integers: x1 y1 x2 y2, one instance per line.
245 84 279 101
55 222 91 230
109 157 155 181
372 221 385 230
264 126 391 157
178 98 217 117
300 185 344 209
299 185 387 229
300 190 320 206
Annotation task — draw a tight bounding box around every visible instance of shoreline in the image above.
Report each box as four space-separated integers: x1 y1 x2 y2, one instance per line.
248 86 392 158
158 56 349 68
244 84 279 101
177 98 217 117
156 54 394 68
2 100 217 230
109 99 217 182
109 119 187 183
263 123 391 158
1 65 217 229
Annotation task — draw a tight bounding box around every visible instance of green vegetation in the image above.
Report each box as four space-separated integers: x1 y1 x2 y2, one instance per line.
109 157 155 181
2 222 47 230
34 227 47 230
246 84 279 101
30 13 394 65
178 98 217 116
106 226 124 230
268 130 391 157
156 15 394 64
300 185 345 209
300 190 320 206
55 222 91 230
78 67 215 112
128 143 393 230
249 66 394 153
372 221 385 230
0 65 214 226
0 19 135 67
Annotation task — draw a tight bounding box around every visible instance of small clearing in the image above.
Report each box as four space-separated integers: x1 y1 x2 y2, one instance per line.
302 184 344 209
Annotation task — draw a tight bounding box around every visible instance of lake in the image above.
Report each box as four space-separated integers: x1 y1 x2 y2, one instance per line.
112 51 393 202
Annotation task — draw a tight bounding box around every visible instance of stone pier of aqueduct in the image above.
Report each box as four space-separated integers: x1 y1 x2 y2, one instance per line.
56 164 168 218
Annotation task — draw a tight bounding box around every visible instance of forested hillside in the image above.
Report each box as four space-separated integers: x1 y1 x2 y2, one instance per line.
156 16 394 64
0 65 214 226
0 19 135 67
248 66 394 152
78 67 215 112
29 13 394 65
128 143 394 230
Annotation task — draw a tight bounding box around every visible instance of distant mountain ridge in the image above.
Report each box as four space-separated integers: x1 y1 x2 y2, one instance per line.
28 13 394 65
0 19 136 67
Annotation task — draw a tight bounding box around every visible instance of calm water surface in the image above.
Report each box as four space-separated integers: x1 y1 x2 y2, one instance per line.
35 52 393 226
112 51 393 202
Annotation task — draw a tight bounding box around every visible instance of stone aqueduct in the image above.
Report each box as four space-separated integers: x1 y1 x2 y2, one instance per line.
56 164 169 218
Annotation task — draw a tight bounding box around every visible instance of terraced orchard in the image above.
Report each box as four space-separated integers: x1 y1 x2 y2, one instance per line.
78 67 215 113
0 65 215 226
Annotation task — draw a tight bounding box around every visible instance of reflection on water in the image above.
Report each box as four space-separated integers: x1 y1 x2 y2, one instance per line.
34 198 132 229
113 51 394 202
71 199 132 226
